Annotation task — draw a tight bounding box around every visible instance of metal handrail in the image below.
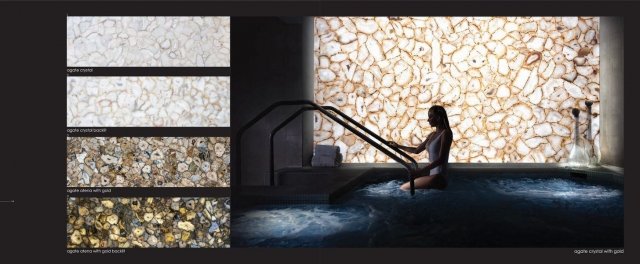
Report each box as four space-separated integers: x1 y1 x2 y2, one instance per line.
268 105 419 177
268 105 417 195
236 100 417 195
268 106 315 186
322 105 419 169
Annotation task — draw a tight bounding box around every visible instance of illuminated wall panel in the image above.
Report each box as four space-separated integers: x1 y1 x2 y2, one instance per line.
314 17 600 163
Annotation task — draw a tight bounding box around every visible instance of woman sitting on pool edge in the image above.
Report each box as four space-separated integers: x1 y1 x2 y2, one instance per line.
388 105 453 190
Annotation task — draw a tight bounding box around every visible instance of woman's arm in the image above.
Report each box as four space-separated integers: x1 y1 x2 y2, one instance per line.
388 139 428 154
418 130 453 174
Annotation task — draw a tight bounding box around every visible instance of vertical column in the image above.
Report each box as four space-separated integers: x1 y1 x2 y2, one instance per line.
599 17 624 167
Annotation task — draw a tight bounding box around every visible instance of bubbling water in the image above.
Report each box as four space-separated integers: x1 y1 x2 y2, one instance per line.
489 178 622 200
234 205 373 239
233 175 623 247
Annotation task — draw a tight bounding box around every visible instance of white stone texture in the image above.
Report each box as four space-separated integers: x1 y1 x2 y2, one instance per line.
67 77 230 127
67 17 230 66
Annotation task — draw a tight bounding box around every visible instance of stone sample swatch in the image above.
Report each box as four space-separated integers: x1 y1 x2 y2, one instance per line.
314 17 600 163
67 197 230 248
67 77 230 127
67 137 231 187
67 17 230 67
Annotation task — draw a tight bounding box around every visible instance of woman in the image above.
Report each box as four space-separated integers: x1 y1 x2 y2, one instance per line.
388 105 453 190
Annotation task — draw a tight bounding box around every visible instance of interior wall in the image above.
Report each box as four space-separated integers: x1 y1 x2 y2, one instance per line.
232 17 312 186
599 17 624 168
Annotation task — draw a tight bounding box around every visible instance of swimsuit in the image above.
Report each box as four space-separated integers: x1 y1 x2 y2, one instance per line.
427 130 448 176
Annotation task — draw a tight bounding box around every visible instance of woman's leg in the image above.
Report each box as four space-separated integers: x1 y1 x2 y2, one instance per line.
401 175 436 190
400 174 446 190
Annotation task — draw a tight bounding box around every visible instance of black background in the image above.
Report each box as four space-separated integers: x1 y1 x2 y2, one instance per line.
0 1 636 263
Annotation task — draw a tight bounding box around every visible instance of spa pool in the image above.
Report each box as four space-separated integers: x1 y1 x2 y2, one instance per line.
232 173 623 247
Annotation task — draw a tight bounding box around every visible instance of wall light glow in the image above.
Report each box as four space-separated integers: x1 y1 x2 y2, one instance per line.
314 17 600 163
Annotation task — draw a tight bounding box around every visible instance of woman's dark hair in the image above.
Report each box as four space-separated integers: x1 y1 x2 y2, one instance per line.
429 105 451 130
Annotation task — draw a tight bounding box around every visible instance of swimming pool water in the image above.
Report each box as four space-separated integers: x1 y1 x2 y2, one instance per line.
232 175 623 247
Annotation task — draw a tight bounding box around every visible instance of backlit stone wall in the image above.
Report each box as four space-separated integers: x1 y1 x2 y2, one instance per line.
314 17 600 163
